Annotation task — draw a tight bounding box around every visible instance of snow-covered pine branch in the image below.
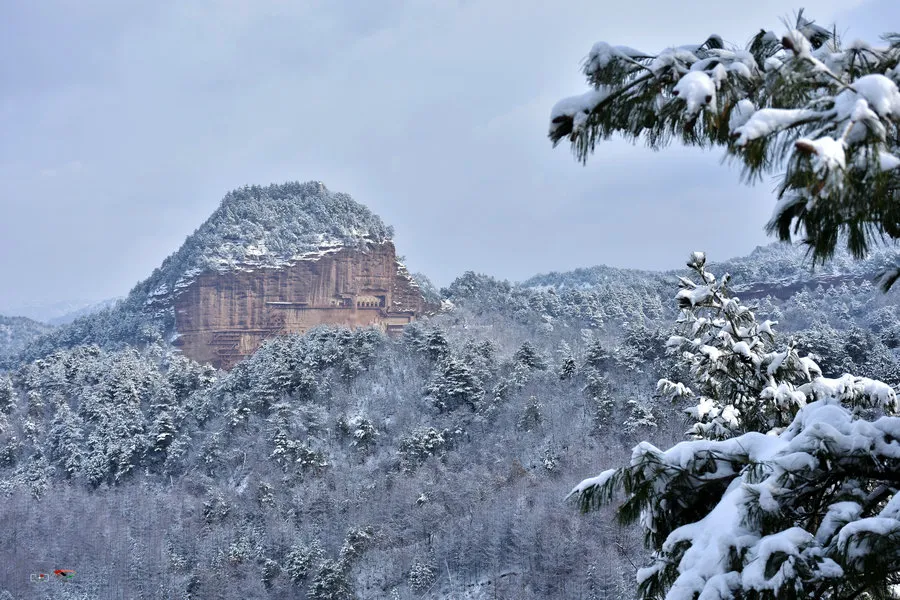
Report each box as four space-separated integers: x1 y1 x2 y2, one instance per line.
661 251 825 439
550 12 900 285
571 253 900 599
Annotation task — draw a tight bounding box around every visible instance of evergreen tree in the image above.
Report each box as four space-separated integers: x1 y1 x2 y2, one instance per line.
550 12 900 288
514 341 547 371
425 356 484 412
571 257 900 599
559 356 577 380
0 376 14 414
307 560 353 600
46 401 85 478
658 251 825 439
425 329 450 362
285 541 325 584
584 340 613 372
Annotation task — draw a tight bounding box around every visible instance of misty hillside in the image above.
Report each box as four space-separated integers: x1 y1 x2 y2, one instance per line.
0 298 121 326
1 238 899 598
525 242 900 298
46 297 124 326
0 316 53 365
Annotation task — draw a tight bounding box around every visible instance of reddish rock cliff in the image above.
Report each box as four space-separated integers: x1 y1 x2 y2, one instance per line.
172 241 424 369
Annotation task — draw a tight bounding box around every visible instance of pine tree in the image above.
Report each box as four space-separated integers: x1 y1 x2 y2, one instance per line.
46 401 85 478
657 251 824 439
425 329 450 361
514 341 547 370
285 540 325 584
307 560 353 600
584 370 614 431
425 356 484 412
550 12 900 288
0 376 14 414
408 559 436 593
570 256 900 600
559 356 577 380
584 340 613 372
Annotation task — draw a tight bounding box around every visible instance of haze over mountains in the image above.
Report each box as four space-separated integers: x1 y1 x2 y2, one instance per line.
0 298 121 326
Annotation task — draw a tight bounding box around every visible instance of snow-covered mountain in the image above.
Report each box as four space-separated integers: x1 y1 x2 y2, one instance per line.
13 181 405 363
135 180 394 310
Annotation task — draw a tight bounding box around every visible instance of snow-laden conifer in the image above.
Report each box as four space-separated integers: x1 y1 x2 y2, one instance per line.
571 253 900 599
551 12 900 288
658 251 828 439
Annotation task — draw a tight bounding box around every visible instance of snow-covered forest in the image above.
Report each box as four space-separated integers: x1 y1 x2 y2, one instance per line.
1 240 899 599
0 316 54 367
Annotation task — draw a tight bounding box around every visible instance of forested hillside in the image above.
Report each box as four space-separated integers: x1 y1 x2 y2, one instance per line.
0 316 54 368
0 241 898 599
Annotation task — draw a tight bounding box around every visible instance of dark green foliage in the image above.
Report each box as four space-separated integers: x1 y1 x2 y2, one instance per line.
425 329 450 361
307 560 353 600
0 376 13 414
583 371 613 432
559 356 577 380
397 426 454 472
584 341 613 371
338 526 375 564
286 541 326 583
518 396 544 432
425 356 485 412
513 341 546 371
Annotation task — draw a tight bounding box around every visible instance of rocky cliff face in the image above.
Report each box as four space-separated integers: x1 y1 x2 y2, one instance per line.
172 241 425 369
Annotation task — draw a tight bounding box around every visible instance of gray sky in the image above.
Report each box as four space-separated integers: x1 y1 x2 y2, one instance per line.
0 0 895 315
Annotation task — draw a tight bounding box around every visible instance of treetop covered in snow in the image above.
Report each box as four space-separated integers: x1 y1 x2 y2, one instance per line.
571 251 900 599
550 12 900 287
573 393 900 599
134 181 394 307
660 251 893 440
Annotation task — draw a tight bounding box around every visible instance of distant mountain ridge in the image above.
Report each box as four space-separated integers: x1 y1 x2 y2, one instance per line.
0 297 121 325
523 242 900 299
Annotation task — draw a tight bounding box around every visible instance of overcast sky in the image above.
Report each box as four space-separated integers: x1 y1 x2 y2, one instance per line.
1 0 896 316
